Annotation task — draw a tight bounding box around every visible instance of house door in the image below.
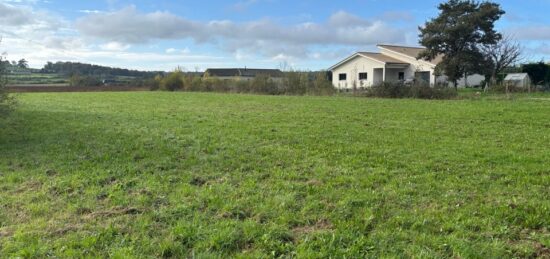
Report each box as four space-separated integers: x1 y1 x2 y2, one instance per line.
415 72 430 84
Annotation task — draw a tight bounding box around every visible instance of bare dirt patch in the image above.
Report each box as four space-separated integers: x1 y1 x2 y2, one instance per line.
0 229 14 238
534 242 550 258
292 219 334 236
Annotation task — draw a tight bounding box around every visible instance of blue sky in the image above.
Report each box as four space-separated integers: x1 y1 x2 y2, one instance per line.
1 0 549 71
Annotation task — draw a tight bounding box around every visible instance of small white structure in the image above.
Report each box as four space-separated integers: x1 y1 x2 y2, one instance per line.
503 73 531 88
329 44 484 89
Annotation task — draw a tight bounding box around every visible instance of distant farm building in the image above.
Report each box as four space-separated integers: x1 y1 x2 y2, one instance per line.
204 68 284 81
504 73 531 88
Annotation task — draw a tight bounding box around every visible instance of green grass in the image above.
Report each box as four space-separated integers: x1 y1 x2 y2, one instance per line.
7 73 68 85
1 92 549 258
7 73 139 85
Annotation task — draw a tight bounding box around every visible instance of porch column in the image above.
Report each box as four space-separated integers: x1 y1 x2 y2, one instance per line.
382 67 386 82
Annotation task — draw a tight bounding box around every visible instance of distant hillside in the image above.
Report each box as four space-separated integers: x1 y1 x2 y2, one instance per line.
42 61 163 78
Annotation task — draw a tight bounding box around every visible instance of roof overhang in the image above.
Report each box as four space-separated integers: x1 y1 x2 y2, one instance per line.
329 52 410 71
377 45 439 67
386 63 410 69
328 53 369 71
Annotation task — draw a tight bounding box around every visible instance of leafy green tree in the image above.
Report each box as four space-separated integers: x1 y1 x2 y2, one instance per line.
161 69 184 91
522 62 550 85
418 0 505 89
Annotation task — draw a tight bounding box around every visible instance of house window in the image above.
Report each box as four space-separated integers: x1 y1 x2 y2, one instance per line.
339 73 347 81
398 72 405 80
359 72 368 80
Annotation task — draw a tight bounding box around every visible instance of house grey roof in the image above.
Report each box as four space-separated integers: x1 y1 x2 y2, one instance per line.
378 44 444 65
358 52 410 65
504 73 530 81
204 68 284 78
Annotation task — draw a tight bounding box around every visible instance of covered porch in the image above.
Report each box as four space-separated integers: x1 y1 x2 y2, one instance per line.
372 64 410 85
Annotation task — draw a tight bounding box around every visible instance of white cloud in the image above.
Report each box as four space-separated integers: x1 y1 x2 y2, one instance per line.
0 2 67 40
100 42 130 51
165 47 190 54
79 9 103 14
0 2 414 70
507 25 550 40
0 2 34 26
75 6 406 48
2 37 227 71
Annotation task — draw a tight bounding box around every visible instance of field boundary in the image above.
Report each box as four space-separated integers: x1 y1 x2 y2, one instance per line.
7 85 150 93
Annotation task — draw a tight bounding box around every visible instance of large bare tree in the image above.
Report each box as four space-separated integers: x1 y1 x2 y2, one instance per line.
481 35 523 86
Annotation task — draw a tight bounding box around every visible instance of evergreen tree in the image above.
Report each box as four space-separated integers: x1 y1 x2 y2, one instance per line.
418 0 505 89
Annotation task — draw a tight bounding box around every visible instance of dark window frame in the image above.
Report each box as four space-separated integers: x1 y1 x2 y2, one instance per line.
338 73 347 81
359 72 368 80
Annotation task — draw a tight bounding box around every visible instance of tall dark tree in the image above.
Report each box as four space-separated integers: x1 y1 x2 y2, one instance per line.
418 0 505 89
17 58 28 69
522 62 550 85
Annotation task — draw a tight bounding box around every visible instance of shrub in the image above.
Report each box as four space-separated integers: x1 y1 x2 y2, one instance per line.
0 55 16 117
488 83 530 93
161 70 184 91
154 69 337 96
149 75 163 90
234 78 251 93
309 72 336 96
190 76 202 92
250 74 280 95
69 74 102 87
365 82 457 99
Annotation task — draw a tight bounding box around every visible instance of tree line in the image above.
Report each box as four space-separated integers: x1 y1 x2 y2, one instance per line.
0 58 29 69
152 70 335 96
42 61 161 78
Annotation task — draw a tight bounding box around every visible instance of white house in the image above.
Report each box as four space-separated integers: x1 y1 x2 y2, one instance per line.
329 44 484 89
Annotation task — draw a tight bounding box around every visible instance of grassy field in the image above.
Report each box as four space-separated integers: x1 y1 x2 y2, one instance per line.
7 73 68 85
7 73 140 86
0 92 549 258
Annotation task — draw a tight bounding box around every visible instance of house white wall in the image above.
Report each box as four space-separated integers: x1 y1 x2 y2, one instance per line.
457 74 485 87
331 55 385 89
